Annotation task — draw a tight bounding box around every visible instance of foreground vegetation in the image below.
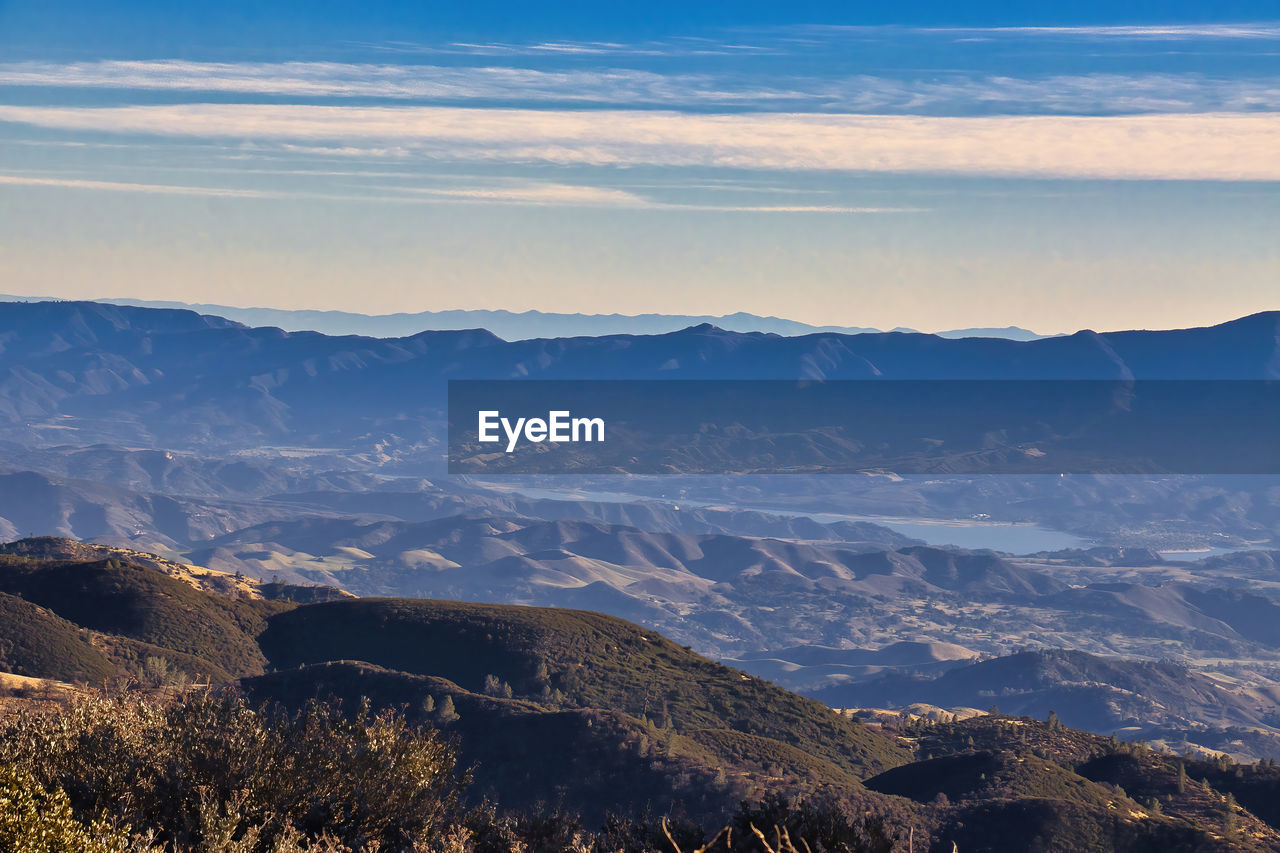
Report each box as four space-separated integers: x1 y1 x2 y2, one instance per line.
6 687 1280 852
0 688 907 853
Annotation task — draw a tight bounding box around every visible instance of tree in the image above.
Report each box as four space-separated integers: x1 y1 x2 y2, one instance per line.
436 695 460 723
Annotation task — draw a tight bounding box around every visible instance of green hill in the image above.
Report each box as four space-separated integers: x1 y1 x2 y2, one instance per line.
0 551 293 680
257 598 911 780
242 660 749 819
0 592 116 684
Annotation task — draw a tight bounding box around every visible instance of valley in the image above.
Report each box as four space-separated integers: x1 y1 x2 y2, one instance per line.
3 302 1280 767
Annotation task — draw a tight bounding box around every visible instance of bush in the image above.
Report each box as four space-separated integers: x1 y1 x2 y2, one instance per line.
0 764 140 852
0 689 464 851
0 688 916 852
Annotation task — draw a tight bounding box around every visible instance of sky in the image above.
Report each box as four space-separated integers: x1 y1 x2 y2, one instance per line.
0 1 1277 333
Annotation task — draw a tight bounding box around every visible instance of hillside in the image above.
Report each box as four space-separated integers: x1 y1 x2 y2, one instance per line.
241 660 878 820
4 541 1280 848
0 542 911 818
191 517 1061 655
0 544 297 681
828 648 1280 758
256 598 911 782
0 592 117 683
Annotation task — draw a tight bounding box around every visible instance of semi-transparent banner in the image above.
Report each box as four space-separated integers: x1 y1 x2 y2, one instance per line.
447 380 1280 474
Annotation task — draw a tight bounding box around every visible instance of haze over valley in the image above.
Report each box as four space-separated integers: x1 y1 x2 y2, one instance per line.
3 300 1280 764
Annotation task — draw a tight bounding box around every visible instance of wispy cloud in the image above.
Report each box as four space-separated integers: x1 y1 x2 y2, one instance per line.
402 182 648 206
0 173 272 197
365 24 1280 57
356 37 778 58
1 60 1275 115
0 169 909 214
0 60 793 108
394 181 912 213
939 23 1280 40
1 104 1277 181
778 22 1280 41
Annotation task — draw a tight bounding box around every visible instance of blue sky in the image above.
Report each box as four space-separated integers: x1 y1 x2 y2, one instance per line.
0 2 1277 332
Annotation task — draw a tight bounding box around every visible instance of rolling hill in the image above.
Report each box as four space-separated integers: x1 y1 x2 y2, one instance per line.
4 539 1280 848
826 648 1280 758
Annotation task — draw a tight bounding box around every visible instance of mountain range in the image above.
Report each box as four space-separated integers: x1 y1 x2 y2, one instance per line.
0 293 1051 341
1 300 1276 456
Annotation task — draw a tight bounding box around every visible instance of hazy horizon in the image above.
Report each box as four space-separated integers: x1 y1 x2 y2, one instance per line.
11 288 1278 337
2 1 1278 332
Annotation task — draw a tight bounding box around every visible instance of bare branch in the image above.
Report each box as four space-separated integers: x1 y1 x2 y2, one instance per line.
661 816 683 853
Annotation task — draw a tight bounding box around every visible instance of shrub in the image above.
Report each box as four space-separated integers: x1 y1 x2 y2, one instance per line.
0 689 464 851
0 764 141 853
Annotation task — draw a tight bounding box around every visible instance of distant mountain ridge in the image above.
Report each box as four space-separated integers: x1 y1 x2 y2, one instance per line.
0 300 1276 452
0 293 1052 340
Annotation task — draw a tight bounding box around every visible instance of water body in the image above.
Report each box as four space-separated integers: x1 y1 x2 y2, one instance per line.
500 485 1093 554
1158 547 1250 562
805 512 1089 553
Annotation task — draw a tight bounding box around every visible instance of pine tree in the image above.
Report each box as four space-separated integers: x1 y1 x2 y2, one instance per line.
437 695 459 723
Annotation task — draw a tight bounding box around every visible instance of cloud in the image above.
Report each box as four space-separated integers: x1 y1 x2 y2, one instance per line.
946 23 1280 40
781 22 1280 41
358 37 777 58
0 173 271 197
395 182 911 213
0 170 909 214
813 74 1280 115
1 60 1277 116
369 24 1280 57
402 182 649 206
1 104 1278 181
0 60 791 108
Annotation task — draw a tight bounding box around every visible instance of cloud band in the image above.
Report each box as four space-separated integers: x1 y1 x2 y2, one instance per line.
1 104 1278 180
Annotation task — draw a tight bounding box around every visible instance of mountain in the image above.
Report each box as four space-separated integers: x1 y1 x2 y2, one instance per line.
254 598 910 780
95 299 892 339
3 539 1279 850
824 648 1280 759
871 715 1280 852
0 301 1275 455
2 294 1055 341
934 326 1049 341
725 641 981 690
188 517 1058 654
0 540 911 821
